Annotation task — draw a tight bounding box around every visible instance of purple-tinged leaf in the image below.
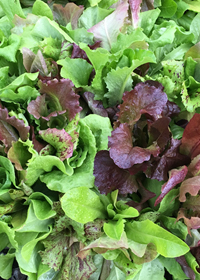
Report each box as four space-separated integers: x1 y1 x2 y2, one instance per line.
84 219 104 241
39 79 82 122
88 1 129 50
71 43 88 60
180 113 200 159
30 126 46 153
83 92 108 117
0 108 29 152
177 208 200 234
162 100 180 118
182 195 200 213
148 117 171 150
128 0 142 28
59 243 96 280
179 176 200 203
71 41 101 60
40 232 70 271
27 94 65 121
28 95 49 120
176 255 196 280
78 232 129 259
127 180 156 212
155 166 188 206
108 123 160 169
187 155 200 177
39 128 73 161
53 3 84 29
146 138 191 181
22 48 48 76
115 81 168 129
94 150 138 195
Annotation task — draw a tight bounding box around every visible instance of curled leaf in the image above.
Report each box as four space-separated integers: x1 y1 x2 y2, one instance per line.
155 166 188 206
179 176 200 203
0 108 30 152
39 128 73 161
108 123 160 169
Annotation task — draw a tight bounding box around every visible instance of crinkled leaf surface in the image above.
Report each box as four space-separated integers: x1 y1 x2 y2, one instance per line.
39 128 73 161
38 78 82 121
108 123 160 169
180 113 200 159
116 81 168 127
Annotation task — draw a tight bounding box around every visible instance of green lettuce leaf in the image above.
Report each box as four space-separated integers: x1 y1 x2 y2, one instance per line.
61 186 106 224
126 220 189 258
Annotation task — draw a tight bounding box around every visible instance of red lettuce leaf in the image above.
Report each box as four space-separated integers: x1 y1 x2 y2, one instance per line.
108 123 160 169
155 166 188 206
146 138 191 181
83 92 108 117
187 155 200 177
27 94 65 121
162 100 180 118
175 256 196 280
53 3 84 29
39 128 73 161
128 0 142 28
93 150 138 195
59 243 96 280
127 180 156 212
115 81 168 129
177 208 200 234
28 79 82 122
71 42 101 61
40 232 70 271
180 113 200 159
30 126 46 153
0 108 29 152
148 116 171 150
179 176 200 203
78 232 129 259
22 48 48 76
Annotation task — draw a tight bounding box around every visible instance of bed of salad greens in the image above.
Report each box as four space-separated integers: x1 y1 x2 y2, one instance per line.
1 0 200 279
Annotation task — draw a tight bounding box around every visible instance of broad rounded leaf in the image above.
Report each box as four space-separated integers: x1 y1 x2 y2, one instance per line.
61 186 105 224
94 150 138 194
